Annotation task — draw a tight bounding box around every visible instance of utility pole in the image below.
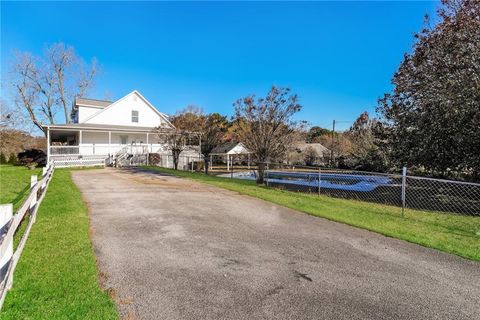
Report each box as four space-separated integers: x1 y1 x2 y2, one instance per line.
330 120 336 167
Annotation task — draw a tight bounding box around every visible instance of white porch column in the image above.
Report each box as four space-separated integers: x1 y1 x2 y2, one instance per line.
146 133 149 165
227 154 230 171
46 127 50 163
108 131 111 155
79 130 83 155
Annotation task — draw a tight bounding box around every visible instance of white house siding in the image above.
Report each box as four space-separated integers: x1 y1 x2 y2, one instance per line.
81 131 109 144
83 92 169 128
110 132 148 144
78 106 104 123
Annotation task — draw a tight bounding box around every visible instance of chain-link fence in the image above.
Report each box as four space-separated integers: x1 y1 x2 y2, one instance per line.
260 163 479 216
148 157 480 216
405 176 480 215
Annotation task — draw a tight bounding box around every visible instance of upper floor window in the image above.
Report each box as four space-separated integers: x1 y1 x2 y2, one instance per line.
132 110 139 123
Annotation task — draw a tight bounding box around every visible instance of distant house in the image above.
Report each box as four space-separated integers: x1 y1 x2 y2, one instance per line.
42 90 199 167
210 142 251 170
289 142 330 165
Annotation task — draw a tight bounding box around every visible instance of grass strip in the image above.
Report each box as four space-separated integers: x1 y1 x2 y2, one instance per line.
0 169 118 319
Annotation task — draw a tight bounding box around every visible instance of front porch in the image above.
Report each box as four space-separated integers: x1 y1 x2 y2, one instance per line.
45 124 201 168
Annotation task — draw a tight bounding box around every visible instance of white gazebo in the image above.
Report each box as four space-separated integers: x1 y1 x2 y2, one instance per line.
210 142 252 170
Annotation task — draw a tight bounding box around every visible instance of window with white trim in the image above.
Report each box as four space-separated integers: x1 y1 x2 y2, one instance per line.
131 110 139 123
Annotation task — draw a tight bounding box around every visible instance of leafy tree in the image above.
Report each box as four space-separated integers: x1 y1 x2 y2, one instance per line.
347 112 387 172
200 113 229 174
171 105 205 135
306 126 331 143
376 0 480 179
233 86 302 184
171 107 229 174
167 106 204 170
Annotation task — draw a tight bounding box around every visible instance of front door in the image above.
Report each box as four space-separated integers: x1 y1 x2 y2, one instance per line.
120 135 128 144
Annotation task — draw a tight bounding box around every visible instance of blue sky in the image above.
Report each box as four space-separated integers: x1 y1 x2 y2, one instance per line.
1 1 438 131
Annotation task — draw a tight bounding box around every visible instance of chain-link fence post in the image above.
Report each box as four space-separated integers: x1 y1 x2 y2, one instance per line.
401 166 407 217
265 164 269 188
318 167 321 197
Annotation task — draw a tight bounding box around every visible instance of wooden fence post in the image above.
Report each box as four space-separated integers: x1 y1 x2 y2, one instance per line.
30 176 38 221
30 175 38 209
0 204 13 290
30 175 37 189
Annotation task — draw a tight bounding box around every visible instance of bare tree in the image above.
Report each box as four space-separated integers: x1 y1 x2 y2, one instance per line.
164 131 187 170
154 125 191 171
233 86 303 184
0 96 30 131
8 43 98 135
303 146 318 166
10 53 43 132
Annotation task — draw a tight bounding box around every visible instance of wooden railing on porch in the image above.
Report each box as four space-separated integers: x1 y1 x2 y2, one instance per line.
50 144 161 156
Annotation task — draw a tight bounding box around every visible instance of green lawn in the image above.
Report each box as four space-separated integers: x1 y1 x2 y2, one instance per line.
144 166 480 262
0 165 41 211
0 166 118 319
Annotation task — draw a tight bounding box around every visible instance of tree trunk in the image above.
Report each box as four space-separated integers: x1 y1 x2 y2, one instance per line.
257 162 266 184
172 150 180 170
204 155 210 175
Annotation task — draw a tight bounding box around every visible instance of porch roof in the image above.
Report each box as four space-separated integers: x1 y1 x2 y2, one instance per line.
43 123 162 133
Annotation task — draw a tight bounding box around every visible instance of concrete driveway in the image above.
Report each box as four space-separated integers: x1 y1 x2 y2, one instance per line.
71 168 480 320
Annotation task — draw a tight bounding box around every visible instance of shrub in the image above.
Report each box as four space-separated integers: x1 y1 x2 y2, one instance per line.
0 152 6 164
8 153 18 165
17 149 47 166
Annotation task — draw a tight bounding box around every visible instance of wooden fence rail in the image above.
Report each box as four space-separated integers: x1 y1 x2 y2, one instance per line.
0 163 55 309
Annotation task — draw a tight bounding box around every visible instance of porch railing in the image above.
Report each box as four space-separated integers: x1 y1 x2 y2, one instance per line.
50 144 155 156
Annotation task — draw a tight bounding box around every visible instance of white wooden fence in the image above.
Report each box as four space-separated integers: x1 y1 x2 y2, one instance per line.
0 163 55 309
53 157 106 168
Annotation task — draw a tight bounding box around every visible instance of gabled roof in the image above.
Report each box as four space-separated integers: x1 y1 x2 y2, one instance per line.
294 142 329 154
80 90 174 128
211 142 250 155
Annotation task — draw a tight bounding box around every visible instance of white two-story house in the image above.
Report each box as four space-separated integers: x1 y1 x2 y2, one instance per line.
43 90 200 167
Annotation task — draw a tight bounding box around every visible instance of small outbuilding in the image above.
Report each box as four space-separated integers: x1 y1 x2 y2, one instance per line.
210 142 252 170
